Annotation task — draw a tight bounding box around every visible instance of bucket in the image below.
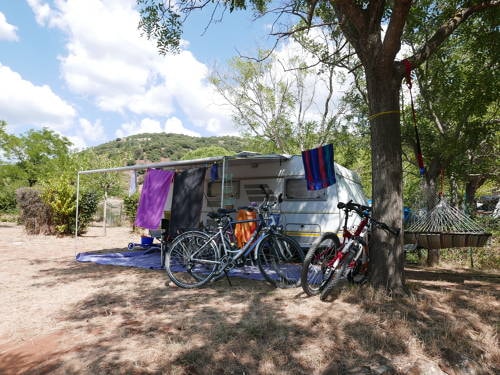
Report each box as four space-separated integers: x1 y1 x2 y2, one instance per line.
141 236 154 246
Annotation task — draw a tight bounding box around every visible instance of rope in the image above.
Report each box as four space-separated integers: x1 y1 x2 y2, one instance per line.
403 59 426 177
367 110 400 121
406 198 486 233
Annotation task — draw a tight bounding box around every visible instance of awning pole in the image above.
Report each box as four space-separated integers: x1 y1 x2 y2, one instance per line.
75 172 80 238
220 157 226 208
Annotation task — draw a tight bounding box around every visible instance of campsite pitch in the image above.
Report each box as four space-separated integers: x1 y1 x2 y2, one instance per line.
0 222 498 374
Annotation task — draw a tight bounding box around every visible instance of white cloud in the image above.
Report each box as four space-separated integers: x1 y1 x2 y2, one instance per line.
115 117 201 138
29 0 234 137
0 64 76 131
79 118 105 142
26 0 52 26
65 135 87 152
0 12 19 41
164 117 200 137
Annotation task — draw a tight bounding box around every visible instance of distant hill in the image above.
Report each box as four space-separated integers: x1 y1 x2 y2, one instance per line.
90 133 251 164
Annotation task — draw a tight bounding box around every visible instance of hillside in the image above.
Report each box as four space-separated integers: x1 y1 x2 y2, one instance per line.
90 133 251 164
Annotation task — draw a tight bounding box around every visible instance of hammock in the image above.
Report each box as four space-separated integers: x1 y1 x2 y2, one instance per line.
404 198 492 249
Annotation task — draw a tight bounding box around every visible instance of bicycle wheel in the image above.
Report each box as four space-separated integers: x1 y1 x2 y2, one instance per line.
319 249 355 301
256 233 304 288
165 231 219 288
300 233 340 296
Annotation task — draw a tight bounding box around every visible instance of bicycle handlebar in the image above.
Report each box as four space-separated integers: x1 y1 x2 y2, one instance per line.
337 200 400 236
337 200 371 214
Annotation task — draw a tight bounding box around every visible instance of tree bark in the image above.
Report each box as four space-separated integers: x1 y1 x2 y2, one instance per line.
364 63 405 294
465 175 486 215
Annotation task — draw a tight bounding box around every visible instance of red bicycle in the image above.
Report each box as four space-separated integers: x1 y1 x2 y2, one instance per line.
300 200 399 300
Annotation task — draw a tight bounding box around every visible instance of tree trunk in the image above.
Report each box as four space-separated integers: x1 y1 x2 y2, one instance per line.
427 249 440 267
464 175 485 215
365 65 405 294
420 169 441 267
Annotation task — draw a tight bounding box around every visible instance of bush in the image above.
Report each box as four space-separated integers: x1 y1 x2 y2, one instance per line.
0 189 17 212
74 191 99 235
123 193 139 229
16 187 54 235
42 178 99 236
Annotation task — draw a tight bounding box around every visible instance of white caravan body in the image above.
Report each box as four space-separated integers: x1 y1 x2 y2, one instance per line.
200 153 368 248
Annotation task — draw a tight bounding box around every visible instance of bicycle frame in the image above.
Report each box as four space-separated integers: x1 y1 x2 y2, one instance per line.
188 209 279 273
325 210 369 271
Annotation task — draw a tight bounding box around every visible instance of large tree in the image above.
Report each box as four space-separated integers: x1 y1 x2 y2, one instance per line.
137 0 499 293
0 126 72 187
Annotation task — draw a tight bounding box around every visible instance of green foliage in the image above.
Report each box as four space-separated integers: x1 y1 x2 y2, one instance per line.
137 0 182 54
440 246 500 271
83 151 123 197
123 193 139 228
77 191 99 235
41 177 98 236
180 146 234 160
1 127 72 187
42 177 77 235
401 3 500 209
0 190 16 213
0 164 25 212
211 51 344 154
91 133 249 164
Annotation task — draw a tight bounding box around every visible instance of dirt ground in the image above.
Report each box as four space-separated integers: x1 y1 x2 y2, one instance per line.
0 222 498 375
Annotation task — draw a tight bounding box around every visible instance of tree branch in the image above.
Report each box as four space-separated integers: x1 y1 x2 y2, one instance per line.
407 1 500 69
382 0 412 62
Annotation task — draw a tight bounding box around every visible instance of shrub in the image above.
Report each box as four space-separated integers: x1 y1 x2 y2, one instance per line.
15 187 53 235
123 192 139 229
42 178 99 235
0 189 17 213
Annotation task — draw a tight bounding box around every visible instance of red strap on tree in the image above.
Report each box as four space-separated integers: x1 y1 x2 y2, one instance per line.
403 59 413 89
402 59 425 177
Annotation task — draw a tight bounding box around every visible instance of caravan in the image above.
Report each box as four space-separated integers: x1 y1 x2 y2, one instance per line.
200 153 368 248
77 152 368 247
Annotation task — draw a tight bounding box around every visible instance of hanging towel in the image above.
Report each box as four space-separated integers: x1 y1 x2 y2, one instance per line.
135 169 175 229
234 209 257 248
128 170 137 196
301 144 336 190
210 163 218 182
169 167 206 236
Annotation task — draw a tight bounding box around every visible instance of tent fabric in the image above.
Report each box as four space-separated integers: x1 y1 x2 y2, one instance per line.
301 144 336 191
135 169 175 229
169 167 206 236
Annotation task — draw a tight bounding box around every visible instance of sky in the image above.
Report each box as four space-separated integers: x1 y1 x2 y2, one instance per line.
0 0 278 150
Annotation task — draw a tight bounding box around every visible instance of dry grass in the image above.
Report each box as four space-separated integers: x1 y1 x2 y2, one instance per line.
0 222 498 374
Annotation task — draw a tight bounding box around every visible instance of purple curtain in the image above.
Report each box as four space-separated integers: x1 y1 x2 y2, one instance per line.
135 169 175 229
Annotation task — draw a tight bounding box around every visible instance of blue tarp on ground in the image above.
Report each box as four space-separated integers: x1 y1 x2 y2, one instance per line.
76 249 163 270
75 249 278 281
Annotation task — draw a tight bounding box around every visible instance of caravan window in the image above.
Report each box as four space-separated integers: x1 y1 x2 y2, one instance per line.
207 180 240 199
285 178 327 201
